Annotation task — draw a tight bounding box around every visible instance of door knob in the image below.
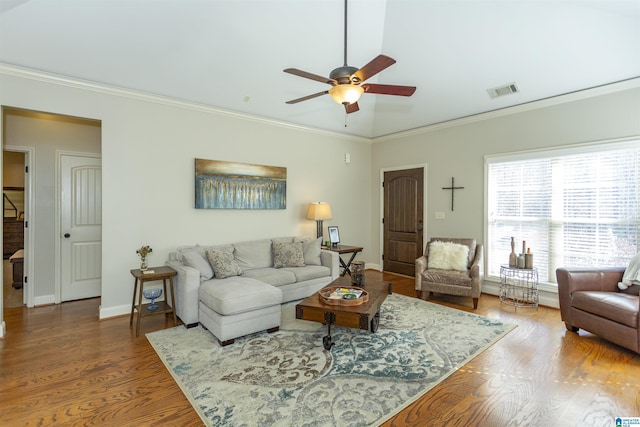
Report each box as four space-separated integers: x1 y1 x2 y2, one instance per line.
64 233 71 238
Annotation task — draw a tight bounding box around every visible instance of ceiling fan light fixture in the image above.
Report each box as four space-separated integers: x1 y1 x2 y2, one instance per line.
328 84 364 105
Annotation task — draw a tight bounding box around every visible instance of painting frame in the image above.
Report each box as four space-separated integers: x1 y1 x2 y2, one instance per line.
195 159 287 209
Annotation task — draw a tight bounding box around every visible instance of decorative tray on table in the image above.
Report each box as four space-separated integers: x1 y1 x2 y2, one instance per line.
319 286 368 306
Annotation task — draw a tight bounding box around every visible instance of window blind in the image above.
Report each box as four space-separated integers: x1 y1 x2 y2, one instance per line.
487 141 639 283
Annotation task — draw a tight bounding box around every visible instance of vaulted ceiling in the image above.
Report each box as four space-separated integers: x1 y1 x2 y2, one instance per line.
1 0 639 138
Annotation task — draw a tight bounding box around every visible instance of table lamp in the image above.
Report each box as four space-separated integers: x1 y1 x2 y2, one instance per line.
306 202 332 239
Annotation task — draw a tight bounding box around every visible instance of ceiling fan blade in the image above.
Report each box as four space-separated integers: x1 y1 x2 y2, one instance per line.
345 102 359 114
362 83 416 97
283 68 336 85
353 55 396 83
285 91 329 104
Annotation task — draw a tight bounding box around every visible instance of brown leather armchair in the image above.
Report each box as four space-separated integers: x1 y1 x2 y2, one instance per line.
415 238 484 309
556 267 640 354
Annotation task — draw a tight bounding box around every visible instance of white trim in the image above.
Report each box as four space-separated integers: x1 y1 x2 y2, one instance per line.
379 164 428 271
373 77 640 143
0 320 5 338
99 303 130 320
482 279 560 309
4 145 35 307
55 150 102 304
0 63 370 144
3 62 637 144
485 136 640 163
33 294 55 306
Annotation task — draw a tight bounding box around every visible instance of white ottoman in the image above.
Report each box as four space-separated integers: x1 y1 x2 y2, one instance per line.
198 277 283 346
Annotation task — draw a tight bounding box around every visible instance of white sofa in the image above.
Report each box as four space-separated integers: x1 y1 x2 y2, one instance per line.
166 236 339 345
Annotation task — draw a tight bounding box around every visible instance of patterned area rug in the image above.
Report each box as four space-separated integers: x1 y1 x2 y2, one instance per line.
147 294 515 426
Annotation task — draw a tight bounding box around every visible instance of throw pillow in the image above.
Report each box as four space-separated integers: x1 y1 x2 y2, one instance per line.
294 236 322 266
182 250 214 280
206 248 242 279
273 242 305 268
427 241 470 271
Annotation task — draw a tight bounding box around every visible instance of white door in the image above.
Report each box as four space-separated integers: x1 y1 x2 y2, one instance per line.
60 155 102 301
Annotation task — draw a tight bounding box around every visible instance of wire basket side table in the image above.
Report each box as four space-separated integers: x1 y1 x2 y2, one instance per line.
499 265 539 309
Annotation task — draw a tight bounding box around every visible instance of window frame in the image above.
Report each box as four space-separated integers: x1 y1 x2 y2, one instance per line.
484 137 640 286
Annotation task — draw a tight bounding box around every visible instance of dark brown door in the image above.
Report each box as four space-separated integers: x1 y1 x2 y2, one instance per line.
383 168 424 276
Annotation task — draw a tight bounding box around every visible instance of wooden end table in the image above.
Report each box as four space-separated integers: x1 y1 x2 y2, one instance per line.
130 266 177 337
296 275 392 350
325 244 364 276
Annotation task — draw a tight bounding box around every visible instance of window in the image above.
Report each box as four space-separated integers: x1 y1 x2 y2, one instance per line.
486 140 639 284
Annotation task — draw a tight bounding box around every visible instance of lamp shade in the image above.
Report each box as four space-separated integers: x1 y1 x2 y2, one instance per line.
306 202 332 220
328 84 364 105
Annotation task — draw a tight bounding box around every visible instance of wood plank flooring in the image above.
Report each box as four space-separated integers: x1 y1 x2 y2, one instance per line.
1 271 638 426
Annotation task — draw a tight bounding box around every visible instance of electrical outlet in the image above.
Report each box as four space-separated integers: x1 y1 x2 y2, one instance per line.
345 153 351 164
435 211 445 220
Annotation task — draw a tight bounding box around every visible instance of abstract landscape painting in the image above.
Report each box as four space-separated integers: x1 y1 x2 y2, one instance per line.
195 159 286 209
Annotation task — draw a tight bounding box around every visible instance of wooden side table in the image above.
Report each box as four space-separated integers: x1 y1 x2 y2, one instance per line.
324 244 364 276
130 266 177 336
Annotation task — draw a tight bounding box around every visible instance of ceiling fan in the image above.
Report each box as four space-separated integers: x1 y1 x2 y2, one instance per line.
283 0 416 114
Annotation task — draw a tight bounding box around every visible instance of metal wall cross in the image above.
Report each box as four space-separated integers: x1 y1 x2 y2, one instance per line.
442 177 464 211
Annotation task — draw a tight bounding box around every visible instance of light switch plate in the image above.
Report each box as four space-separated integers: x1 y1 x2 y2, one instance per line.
435 211 445 220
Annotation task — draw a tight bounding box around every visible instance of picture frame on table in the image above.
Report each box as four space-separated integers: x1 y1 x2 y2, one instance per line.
328 226 340 245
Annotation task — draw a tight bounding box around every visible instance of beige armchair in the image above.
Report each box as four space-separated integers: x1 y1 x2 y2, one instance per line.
415 237 484 309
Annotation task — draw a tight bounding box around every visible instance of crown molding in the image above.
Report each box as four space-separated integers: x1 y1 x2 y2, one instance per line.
372 77 640 143
2 63 637 145
0 63 370 144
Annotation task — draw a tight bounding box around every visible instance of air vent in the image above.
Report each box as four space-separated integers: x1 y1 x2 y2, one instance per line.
487 82 519 99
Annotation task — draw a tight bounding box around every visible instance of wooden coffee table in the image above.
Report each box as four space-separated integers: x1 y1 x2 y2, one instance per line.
295 275 392 350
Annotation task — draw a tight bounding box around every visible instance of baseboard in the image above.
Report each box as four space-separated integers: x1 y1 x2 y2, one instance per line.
34 294 55 306
483 280 559 309
367 263 382 271
100 303 131 320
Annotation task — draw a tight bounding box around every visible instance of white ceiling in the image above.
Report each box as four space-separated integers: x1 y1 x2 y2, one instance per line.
1 0 639 139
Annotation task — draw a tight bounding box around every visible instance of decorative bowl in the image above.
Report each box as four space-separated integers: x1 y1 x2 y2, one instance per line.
142 287 163 311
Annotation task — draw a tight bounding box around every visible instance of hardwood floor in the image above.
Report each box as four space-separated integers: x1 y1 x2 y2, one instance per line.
1 271 638 426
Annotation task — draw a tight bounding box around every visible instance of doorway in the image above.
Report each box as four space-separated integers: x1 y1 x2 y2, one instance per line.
2 107 101 309
382 166 425 276
2 150 27 309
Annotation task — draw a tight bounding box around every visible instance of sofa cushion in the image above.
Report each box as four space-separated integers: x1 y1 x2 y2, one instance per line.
182 250 214 280
427 241 469 271
422 269 472 287
272 236 294 244
176 244 204 263
620 285 640 296
572 291 639 328
282 265 331 282
176 244 233 263
233 239 273 270
199 277 282 316
206 248 242 279
295 236 322 266
241 267 296 286
273 242 305 268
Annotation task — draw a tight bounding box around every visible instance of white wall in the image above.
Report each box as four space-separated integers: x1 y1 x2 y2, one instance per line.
0 68 372 324
1 65 637 333
370 84 640 305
